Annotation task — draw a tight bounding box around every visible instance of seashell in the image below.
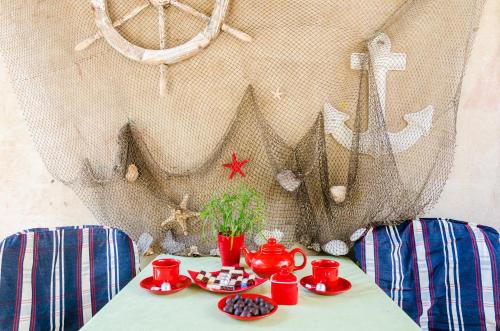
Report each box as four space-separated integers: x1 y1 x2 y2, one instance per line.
254 229 284 246
330 185 347 203
321 240 349 256
137 232 154 256
210 248 220 257
162 231 185 254
307 242 322 252
125 164 139 182
350 228 367 242
276 170 302 192
188 245 201 257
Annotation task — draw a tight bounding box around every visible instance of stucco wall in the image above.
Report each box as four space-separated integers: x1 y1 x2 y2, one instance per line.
0 0 498 240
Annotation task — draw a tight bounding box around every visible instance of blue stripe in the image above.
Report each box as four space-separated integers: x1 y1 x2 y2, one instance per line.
33 231 54 330
116 231 135 290
92 228 110 312
373 226 393 299
62 229 80 330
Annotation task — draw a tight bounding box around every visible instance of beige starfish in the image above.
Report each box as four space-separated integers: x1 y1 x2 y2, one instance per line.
161 194 199 236
271 87 285 100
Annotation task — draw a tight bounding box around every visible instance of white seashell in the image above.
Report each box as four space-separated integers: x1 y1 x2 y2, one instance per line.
162 231 185 254
210 248 220 257
276 170 302 192
307 242 322 252
322 240 349 256
137 232 154 256
254 229 284 246
350 228 367 242
125 164 139 182
330 186 347 203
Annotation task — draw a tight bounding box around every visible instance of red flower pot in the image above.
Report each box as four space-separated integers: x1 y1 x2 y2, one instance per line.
218 234 244 266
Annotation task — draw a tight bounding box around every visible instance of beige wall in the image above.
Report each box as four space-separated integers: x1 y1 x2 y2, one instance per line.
0 1 499 240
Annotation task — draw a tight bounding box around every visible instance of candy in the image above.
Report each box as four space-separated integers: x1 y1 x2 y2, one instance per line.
316 282 327 292
223 296 275 318
197 269 259 291
160 282 171 291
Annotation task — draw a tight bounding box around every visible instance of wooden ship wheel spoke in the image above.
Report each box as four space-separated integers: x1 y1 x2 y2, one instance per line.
77 0 252 96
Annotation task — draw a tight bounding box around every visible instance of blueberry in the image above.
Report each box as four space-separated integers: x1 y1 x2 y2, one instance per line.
234 308 242 316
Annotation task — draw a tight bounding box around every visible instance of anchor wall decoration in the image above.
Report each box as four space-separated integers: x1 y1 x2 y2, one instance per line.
79 0 252 96
324 33 434 157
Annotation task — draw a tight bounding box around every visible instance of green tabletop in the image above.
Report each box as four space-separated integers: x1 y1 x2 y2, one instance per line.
81 255 420 331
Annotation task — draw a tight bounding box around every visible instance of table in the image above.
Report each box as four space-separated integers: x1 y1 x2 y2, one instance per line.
81 255 420 331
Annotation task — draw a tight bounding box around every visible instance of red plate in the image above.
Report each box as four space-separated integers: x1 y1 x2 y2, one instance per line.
188 270 267 293
300 275 352 295
218 293 278 321
140 275 192 295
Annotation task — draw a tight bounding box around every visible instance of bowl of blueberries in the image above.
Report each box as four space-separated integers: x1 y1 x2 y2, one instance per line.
218 293 278 320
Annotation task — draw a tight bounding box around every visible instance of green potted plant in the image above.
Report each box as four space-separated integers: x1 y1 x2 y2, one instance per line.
200 185 266 266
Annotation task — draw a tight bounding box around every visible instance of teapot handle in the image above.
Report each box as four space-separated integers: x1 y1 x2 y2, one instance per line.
290 248 307 271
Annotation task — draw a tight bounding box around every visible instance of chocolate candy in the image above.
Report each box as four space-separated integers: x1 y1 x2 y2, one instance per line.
223 296 275 317
197 269 259 291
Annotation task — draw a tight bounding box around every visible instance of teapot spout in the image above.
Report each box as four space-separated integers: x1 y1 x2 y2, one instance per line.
241 246 254 267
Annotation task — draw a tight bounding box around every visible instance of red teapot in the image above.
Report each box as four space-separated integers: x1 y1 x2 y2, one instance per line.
241 238 307 279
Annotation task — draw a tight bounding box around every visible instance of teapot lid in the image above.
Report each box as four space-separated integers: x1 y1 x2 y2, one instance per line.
261 238 286 254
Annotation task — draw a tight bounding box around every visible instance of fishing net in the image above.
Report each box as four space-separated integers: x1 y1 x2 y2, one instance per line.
0 0 484 255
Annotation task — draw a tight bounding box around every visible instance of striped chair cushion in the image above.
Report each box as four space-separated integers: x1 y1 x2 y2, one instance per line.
353 218 500 331
0 225 139 331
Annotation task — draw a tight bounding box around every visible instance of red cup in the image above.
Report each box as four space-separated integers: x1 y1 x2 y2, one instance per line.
152 258 180 283
312 259 339 288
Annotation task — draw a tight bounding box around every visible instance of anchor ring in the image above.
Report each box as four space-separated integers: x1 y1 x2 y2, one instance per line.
90 0 231 65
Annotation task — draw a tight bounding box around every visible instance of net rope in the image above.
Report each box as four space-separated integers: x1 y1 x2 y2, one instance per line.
0 0 485 255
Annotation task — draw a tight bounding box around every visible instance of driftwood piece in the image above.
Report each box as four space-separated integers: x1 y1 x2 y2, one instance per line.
158 4 168 96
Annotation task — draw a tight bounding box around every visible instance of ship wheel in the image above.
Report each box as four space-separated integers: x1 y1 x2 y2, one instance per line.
79 0 252 95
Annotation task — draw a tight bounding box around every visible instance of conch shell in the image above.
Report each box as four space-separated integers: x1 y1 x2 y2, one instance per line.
125 164 139 182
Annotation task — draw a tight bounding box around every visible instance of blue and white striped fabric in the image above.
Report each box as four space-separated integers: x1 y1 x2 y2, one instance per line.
0 225 139 331
353 218 500 331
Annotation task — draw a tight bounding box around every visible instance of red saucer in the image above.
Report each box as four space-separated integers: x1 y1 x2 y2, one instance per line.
218 293 278 321
140 275 192 295
300 275 352 295
188 270 267 294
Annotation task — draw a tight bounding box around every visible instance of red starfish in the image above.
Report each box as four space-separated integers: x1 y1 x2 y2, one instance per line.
223 152 248 180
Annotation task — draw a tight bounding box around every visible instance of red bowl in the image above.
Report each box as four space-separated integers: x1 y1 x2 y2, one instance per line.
217 293 278 321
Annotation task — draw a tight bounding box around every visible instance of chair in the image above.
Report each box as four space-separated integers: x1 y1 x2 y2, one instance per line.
352 218 500 331
0 225 139 331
